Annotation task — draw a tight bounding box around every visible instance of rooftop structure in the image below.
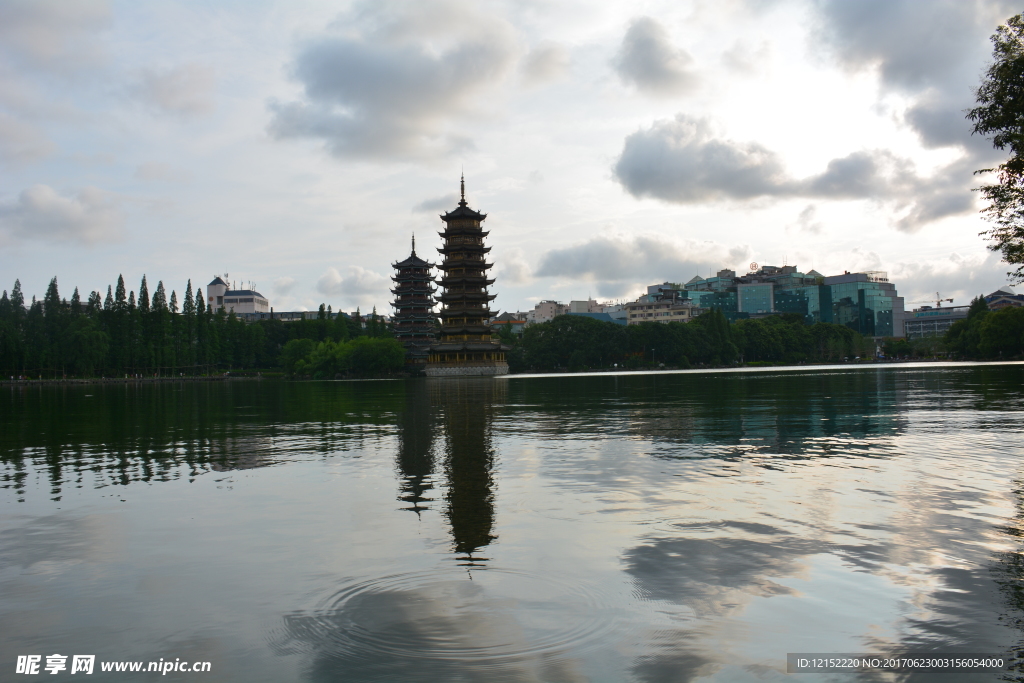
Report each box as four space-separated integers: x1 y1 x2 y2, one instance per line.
986 286 1023 310
206 275 269 315
426 177 509 377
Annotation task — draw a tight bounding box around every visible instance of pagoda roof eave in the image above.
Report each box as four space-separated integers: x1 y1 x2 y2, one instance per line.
440 205 487 221
391 252 435 268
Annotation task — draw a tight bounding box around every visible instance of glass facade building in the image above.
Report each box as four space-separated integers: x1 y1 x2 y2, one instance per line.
650 267 905 337
737 284 774 314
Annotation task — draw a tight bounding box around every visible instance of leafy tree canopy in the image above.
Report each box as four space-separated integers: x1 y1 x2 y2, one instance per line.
968 14 1024 282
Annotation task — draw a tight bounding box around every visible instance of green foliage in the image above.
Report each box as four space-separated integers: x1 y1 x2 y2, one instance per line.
292 337 405 378
969 14 1024 282
945 296 991 357
979 306 1024 357
504 311 871 374
0 275 389 378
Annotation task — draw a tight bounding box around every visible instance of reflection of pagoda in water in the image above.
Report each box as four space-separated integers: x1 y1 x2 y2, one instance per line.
391 237 437 367
394 381 437 516
392 378 503 562
425 176 509 377
434 379 502 560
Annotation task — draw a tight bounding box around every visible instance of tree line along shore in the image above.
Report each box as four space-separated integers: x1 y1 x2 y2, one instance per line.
3 275 1021 381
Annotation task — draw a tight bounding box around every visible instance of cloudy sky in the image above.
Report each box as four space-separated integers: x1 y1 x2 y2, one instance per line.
1 0 1018 313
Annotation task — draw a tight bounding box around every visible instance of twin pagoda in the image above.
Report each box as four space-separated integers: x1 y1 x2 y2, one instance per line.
391 177 508 377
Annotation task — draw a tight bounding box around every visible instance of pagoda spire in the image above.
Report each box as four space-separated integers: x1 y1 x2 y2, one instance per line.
459 173 466 207
411 232 416 256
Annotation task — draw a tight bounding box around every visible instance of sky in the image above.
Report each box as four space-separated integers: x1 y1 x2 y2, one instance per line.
0 0 1020 313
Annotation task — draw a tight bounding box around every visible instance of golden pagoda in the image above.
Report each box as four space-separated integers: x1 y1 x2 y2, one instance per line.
425 176 509 377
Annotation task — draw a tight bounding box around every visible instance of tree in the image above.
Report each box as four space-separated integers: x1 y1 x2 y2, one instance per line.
968 14 1024 282
945 295 990 357
979 306 1024 357
115 274 127 311
138 275 150 314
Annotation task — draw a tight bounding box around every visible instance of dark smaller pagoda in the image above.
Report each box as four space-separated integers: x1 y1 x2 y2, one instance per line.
391 235 437 366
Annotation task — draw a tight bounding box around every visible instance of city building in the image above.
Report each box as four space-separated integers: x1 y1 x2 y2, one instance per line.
567 311 628 325
568 299 602 313
529 300 568 324
651 265 905 337
904 305 969 339
206 276 270 315
426 177 509 377
491 311 527 334
625 299 704 325
986 286 1023 310
391 236 437 366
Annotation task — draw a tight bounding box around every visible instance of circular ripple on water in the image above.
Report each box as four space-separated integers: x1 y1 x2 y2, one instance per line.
283 568 620 663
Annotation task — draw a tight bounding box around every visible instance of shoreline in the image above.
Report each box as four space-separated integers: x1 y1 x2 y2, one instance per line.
1 375 239 387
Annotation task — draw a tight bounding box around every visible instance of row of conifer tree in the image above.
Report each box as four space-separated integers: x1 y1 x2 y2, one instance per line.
0 276 390 378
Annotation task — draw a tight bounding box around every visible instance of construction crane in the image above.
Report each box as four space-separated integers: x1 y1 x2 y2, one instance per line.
910 292 954 308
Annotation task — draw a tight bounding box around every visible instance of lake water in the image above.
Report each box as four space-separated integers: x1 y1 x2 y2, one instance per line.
2 363 1023 682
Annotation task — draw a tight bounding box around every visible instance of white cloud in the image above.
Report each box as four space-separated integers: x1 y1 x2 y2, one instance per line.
520 43 569 86
131 63 215 116
268 0 518 160
0 0 110 73
535 233 752 297
612 17 698 96
273 276 297 295
134 162 189 182
0 184 122 245
493 246 532 285
890 251 1009 305
613 115 978 231
316 265 390 309
789 205 823 235
412 193 458 213
0 112 54 164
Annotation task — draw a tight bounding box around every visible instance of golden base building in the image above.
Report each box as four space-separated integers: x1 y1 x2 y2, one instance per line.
425 177 509 377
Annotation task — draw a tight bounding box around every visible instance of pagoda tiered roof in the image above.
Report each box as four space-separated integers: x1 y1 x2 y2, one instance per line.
391 236 435 269
440 203 487 222
437 244 491 255
436 260 493 271
437 292 496 303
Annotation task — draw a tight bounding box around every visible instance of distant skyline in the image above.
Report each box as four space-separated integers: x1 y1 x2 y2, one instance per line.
0 0 1019 313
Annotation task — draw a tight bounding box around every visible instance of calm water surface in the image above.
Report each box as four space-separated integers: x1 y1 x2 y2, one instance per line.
2 363 1023 682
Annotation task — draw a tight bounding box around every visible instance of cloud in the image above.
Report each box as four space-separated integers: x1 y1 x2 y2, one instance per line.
811 1 1013 165
890 250 1010 304
0 112 54 164
613 115 977 231
534 233 752 297
625 534 815 617
273 277 297 296
412 193 458 213
613 17 698 96
812 0 1012 93
613 116 792 202
268 0 517 160
720 39 771 75
131 64 215 116
316 265 390 309
134 162 189 182
493 246 532 285
791 204 823 234
520 43 569 86
0 184 122 245
0 0 110 73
